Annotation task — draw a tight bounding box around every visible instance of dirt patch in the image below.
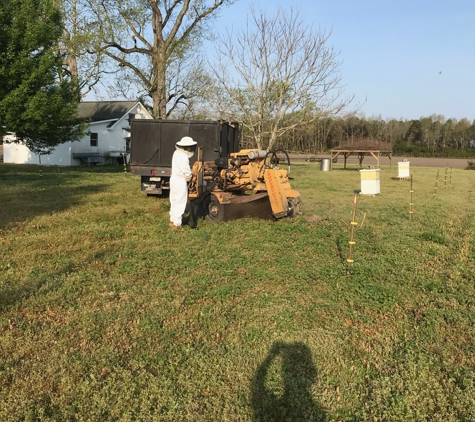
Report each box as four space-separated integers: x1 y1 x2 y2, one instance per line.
304 214 324 223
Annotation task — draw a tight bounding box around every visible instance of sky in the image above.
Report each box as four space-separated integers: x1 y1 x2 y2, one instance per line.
208 0 475 121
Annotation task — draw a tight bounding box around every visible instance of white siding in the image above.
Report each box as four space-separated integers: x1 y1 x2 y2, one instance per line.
71 120 117 165
2 102 152 166
3 139 72 165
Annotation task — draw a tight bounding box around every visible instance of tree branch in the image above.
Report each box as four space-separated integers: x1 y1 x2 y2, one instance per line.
102 49 152 91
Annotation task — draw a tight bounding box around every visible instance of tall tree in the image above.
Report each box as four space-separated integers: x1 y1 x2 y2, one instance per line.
212 6 354 150
453 118 472 150
420 115 444 152
383 118 410 146
90 0 236 118
406 120 422 146
57 0 106 98
0 0 86 152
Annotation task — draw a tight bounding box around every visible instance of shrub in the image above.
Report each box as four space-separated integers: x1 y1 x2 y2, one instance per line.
465 160 475 170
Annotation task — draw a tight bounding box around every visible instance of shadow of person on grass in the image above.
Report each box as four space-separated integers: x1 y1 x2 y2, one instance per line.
251 341 325 422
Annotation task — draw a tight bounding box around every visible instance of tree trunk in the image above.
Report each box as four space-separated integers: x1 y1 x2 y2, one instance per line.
151 50 167 119
66 54 78 81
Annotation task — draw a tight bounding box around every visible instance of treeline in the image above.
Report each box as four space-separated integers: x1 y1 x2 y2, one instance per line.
240 113 475 157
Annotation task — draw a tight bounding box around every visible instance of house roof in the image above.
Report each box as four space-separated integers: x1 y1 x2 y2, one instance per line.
78 101 139 122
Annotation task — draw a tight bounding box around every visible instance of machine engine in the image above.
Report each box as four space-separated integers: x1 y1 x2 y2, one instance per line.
188 148 300 222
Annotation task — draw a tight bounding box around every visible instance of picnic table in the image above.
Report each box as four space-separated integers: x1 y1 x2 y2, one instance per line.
330 148 392 169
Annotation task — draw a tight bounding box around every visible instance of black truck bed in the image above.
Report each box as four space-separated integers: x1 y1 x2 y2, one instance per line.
130 119 241 169
129 119 241 194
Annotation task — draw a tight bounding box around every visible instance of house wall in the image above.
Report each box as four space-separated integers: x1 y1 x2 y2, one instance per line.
4 140 72 165
71 120 121 165
71 103 150 165
3 103 151 166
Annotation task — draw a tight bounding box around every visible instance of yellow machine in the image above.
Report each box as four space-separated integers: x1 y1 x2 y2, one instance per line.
188 148 300 222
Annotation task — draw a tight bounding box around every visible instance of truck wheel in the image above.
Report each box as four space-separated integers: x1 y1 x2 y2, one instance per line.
206 196 225 222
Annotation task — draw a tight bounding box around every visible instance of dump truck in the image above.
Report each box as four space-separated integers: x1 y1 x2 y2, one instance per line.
130 119 301 222
130 119 241 196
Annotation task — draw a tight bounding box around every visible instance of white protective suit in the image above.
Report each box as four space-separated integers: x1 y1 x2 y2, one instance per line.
169 147 194 226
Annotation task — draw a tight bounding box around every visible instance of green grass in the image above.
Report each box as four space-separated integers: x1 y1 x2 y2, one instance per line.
1 162 475 421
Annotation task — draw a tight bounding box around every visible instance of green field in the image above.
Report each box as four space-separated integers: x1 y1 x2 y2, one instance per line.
1 162 474 421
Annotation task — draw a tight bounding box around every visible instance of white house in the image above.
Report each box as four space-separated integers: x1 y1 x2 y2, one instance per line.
3 101 152 166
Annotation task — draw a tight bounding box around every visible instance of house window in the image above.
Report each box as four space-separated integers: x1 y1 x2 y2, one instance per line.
90 133 98 147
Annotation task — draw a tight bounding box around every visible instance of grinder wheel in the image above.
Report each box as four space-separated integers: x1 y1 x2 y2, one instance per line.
206 196 225 222
287 199 300 217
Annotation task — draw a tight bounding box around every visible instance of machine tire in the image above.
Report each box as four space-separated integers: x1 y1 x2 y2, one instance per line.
206 196 225 222
287 199 300 218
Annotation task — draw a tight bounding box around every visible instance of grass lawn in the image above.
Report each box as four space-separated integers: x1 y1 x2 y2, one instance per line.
1 162 474 421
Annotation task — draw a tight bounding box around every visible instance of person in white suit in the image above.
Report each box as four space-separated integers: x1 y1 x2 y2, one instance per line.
169 136 197 228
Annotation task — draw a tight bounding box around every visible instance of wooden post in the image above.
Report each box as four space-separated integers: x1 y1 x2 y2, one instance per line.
347 194 358 266
122 153 127 173
433 169 439 198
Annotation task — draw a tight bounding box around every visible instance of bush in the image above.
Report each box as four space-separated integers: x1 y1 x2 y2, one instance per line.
393 141 475 158
465 160 475 170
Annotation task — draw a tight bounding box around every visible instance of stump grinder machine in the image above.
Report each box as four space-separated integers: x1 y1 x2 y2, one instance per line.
187 147 301 223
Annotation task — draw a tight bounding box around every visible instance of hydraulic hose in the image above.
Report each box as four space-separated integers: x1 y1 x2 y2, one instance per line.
264 149 291 174
273 149 291 174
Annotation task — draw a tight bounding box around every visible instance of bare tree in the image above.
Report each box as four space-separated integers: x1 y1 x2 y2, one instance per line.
420 114 444 152
57 0 108 97
212 6 354 150
89 0 235 118
453 118 472 150
383 118 411 146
